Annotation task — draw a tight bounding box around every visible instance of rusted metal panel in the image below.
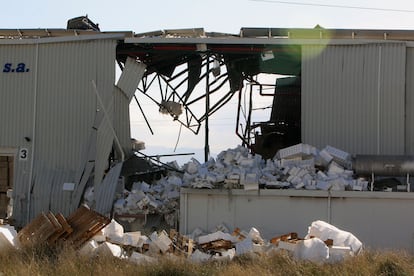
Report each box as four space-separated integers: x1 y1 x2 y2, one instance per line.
302 43 406 155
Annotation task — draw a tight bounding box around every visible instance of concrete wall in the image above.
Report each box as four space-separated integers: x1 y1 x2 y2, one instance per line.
180 188 414 252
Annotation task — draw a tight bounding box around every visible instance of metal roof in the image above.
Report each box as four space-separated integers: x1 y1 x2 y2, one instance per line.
0 28 132 39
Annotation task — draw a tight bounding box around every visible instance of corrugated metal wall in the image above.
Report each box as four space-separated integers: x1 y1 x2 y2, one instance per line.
0 44 37 224
405 47 414 154
302 43 406 155
34 39 116 221
0 38 117 225
113 87 132 156
114 58 146 157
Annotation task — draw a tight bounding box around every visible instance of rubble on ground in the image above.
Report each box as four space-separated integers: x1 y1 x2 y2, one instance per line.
2 216 361 264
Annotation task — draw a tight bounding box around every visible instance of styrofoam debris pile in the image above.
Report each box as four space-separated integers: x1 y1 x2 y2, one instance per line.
180 143 367 191
78 219 362 264
89 174 184 227
0 219 361 264
84 144 367 227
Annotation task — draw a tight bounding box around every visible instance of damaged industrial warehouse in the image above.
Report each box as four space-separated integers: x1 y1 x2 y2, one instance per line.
3 14 414 261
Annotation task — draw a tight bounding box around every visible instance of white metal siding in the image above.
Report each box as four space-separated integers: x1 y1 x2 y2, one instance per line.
405 48 414 154
302 43 406 155
94 162 123 215
114 59 146 156
0 38 117 225
113 87 132 155
0 44 37 224
116 57 146 100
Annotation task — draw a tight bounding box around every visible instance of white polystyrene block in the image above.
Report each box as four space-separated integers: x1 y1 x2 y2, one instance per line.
137 235 149 248
316 181 331 191
248 227 263 244
244 182 258 191
96 242 123 258
83 186 95 204
123 231 141 246
213 223 230 233
150 230 172 253
290 176 302 186
215 174 226 183
302 174 313 181
351 180 363 191
92 230 106 243
190 249 211 263
295 182 305 189
167 175 183 186
276 143 304 159
278 240 298 252
239 158 255 167
317 171 328 179
319 149 333 164
0 225 17 248
330 179 346 191
306 220 362 254
220 248 236 260
129 252 157 264
305 180 317 190
189 228 204 240
186 161 199 175
296 238 329 262
289 167 300 176
0 233 13 250
328 162 345 175
198 231 236 244
167 190 180 199
125 192 145 209
329 246 353 262
228 173 240 180
79 240 98 256
206 174 217 183
103 219 124 243
235 237 253 255
324 145 349 159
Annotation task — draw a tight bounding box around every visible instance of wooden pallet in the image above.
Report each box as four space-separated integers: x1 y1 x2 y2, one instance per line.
64 205 110 248
47 213 73 244
169 229 194 256
17 206 110 248
17 212 63 246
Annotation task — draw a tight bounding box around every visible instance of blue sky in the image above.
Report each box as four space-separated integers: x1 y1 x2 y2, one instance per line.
4 1 414 32
3 0 414 163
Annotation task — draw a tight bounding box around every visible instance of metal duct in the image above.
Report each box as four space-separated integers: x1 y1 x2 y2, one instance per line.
353 155 414 176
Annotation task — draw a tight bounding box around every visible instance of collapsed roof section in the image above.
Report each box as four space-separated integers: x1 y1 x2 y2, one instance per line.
116 26 414 158
116 28 303 136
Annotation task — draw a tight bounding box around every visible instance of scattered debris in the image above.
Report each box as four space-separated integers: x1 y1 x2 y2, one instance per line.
4 211 361 264
82 143 378 232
